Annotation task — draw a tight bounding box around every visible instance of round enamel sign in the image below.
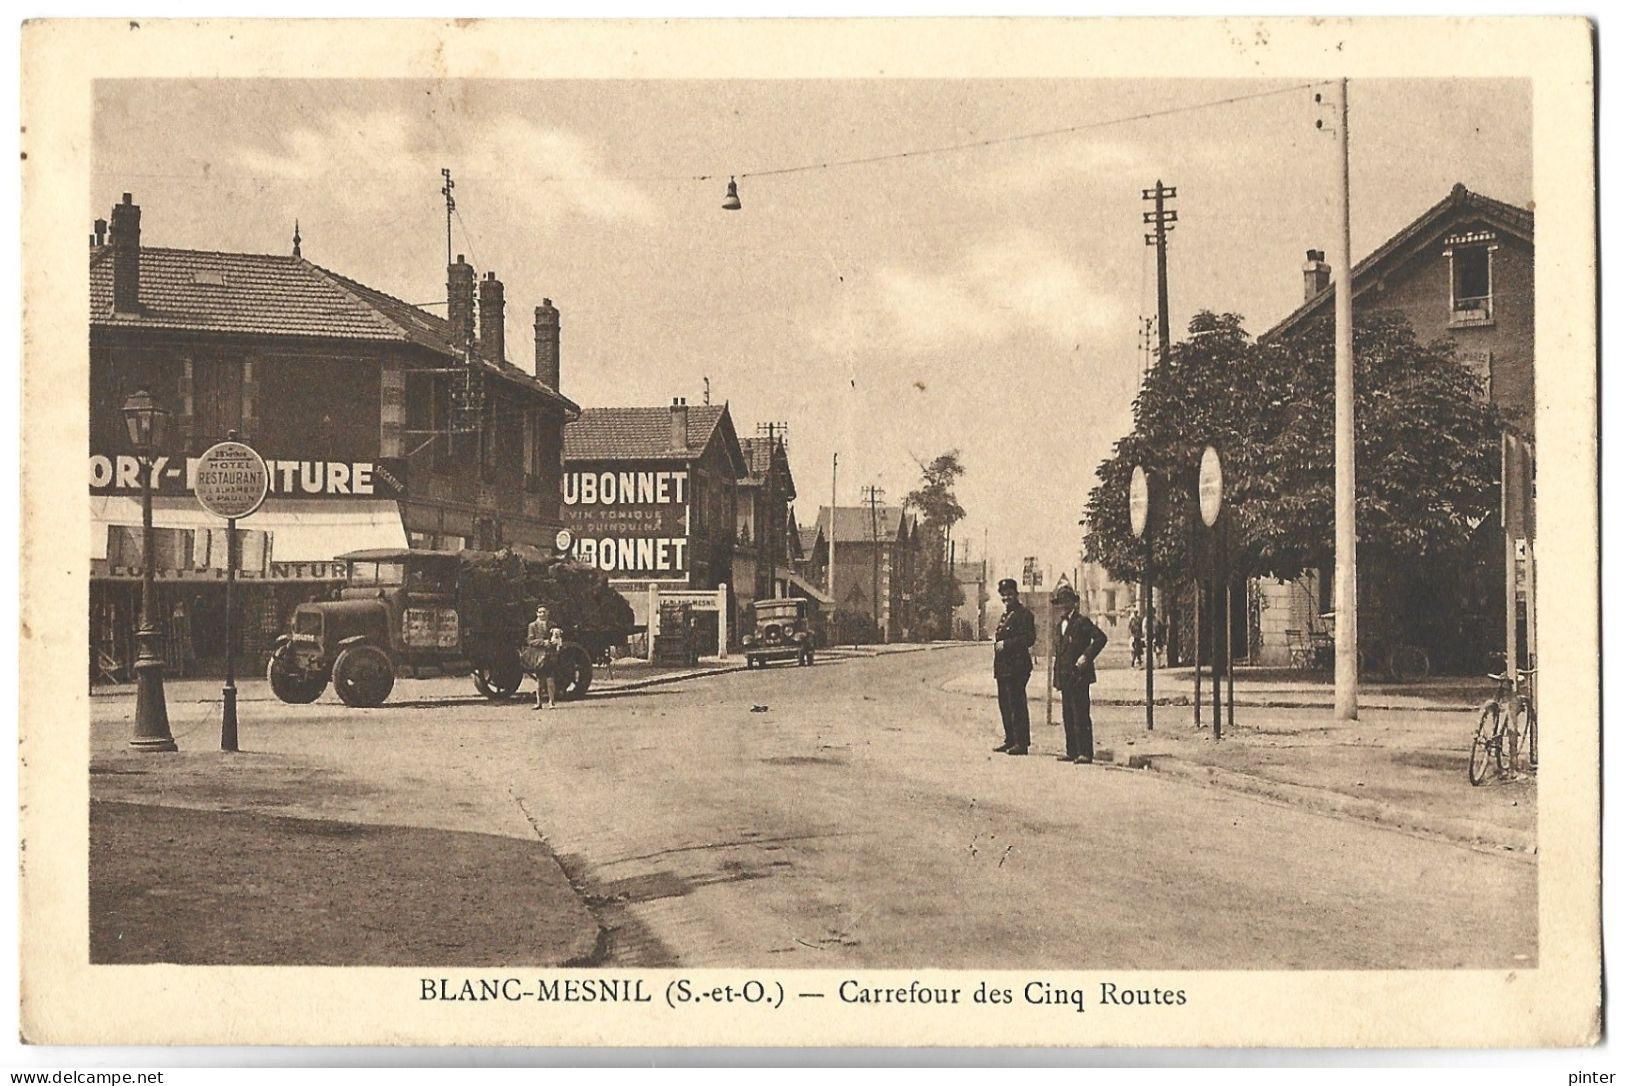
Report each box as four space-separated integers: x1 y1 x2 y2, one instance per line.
194 439 268 520
1128 465 1149 538
554 528 576 554
1198 446 1223 528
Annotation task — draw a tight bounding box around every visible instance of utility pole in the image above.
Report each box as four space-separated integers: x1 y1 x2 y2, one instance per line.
1142 180 1177 359
1142 181 1176 732
440 168 455 271
828 452 838 600
1328 79 1359 721
863 485 885 642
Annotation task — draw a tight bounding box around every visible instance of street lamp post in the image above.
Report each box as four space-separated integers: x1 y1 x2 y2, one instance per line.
123 389 177 753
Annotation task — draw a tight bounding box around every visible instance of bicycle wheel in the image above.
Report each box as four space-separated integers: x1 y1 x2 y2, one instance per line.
1470 702 1498 785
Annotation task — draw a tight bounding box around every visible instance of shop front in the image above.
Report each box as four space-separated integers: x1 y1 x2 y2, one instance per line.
90 460 410 682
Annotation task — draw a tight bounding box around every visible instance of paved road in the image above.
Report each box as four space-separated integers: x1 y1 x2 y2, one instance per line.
92 645 1535 971
507 645 1534 970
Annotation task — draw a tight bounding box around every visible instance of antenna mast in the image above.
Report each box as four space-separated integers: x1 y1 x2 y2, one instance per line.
441 168 456 270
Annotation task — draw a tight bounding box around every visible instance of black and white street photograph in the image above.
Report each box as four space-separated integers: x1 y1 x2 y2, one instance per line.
18 17 1600 1052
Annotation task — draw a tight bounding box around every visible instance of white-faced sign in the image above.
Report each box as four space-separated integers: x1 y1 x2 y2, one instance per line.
1198 445 1223 528
1129 465 1150 538
195 440 269 520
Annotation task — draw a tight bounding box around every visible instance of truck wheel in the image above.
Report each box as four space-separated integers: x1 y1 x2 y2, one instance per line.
556 644 592 700
473 652 523 700
266 655 326 704
332 644 395 708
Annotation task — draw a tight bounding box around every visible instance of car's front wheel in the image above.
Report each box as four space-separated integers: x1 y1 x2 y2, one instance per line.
332 644 395 708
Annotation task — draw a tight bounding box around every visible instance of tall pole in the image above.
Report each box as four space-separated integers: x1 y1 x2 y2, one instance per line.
1143 180 1177 357
863 485 884 642
440 168 455 272
1145 534 1154 730
1193 579 1202 730
222 516 239 752
1331 78 1360 721
828 452 838 599
130 454 176 752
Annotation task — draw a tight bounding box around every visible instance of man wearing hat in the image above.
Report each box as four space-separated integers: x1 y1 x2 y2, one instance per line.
992 578 1037 755
1052 583 1109 763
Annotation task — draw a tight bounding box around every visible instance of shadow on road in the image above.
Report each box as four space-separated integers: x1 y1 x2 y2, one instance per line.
90 800 599 967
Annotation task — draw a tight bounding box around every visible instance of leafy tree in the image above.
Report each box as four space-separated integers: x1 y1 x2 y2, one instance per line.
1082 310 1504 667
906 449 967 639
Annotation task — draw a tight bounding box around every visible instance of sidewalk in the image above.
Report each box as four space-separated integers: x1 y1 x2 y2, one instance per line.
943 662 1534 854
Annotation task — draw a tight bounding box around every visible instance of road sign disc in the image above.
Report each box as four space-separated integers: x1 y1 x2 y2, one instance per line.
195 440 269 520
1198 446 1223 527
1129 465 1150 537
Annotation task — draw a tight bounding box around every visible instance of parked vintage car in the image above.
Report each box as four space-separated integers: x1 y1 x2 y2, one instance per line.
266 547 632 707
742 597 816 669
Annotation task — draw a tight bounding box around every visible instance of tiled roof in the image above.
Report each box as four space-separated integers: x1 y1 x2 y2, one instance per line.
564 404 742 468
1262 184 1535 343
814 505 911 543
798 525 824 554
89 246 578 413
736 435 797 499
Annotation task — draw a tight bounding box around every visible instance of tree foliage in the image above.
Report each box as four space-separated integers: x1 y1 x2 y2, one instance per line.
1082 311 1504 593
906 449 967 639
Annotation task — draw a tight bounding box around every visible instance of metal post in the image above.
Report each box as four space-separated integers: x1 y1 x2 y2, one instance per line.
1145 536 1155 730
221 517 239 752
1192 578 1202 730
1211 546 1222 741
1044 594 1055 729
1332 77 1360 721
1225 526 1235 735
130 454 176 752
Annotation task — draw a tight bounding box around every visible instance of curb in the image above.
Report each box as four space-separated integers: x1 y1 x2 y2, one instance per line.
942 680 1472 714
1127 754 1537 856
591 663 750 694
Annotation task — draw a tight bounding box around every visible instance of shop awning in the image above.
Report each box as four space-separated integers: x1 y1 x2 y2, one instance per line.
90 497 408 564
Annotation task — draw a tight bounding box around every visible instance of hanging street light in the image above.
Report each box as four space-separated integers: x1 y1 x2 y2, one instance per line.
722 176 742 211
122 388 177 752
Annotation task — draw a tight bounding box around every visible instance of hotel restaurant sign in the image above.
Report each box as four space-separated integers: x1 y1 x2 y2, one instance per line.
91 453 407 499
561 465 689 576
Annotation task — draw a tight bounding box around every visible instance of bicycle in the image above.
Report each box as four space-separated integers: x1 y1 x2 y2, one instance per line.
1470 653 1537 785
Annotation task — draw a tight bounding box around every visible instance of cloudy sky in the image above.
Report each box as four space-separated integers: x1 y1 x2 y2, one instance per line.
92 77 1531 583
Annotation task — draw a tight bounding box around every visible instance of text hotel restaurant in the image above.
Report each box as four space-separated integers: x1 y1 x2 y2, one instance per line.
89 193 577 679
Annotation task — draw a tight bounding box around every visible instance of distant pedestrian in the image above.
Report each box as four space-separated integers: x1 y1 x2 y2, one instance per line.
992 578 1036 755
1153 615 1169 666
1129 609 1145 668
524 605 563 709
1052 585 1108 764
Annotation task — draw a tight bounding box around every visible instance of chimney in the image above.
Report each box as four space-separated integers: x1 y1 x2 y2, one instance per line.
478 271 506 364
533 299 560 390
447 254 475 352
1302 248 1331 301
669 397 689 451
109 193 141 313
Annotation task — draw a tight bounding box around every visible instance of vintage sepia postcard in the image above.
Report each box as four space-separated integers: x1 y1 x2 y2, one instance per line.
18 17 1599 1049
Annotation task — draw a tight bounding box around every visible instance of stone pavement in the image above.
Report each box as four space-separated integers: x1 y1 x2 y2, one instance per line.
942 658 1534 854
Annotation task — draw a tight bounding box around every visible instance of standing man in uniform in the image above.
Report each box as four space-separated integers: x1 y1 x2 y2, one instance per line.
1053 584 1109 763
992 578 1037 755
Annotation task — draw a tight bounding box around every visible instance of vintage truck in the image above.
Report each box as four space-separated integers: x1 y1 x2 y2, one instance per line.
266 546 634 708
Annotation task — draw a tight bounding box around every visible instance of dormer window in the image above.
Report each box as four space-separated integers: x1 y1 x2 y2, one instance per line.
1445 230 1497 327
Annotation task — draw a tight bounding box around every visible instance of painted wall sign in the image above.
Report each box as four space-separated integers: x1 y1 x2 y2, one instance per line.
90 454 407 499
561 463 691 575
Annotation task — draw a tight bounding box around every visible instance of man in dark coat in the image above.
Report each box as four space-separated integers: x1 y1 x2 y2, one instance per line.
992 578 1036 755
1052 584 1109 763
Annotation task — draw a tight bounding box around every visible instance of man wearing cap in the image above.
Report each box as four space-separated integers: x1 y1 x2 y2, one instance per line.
992 578 1037 755
1053 584 1109 763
